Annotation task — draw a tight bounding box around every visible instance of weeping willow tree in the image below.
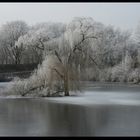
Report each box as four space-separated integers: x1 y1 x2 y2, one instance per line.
43 17 100 96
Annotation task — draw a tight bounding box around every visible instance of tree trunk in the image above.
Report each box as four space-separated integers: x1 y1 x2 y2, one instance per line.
46 90 51 97
15 54 19 64
15 58 19 65
64 70 69 96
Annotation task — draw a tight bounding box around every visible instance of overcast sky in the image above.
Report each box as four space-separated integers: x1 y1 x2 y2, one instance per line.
0 3 139 31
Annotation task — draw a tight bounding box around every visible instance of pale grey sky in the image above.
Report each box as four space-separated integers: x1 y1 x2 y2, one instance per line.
0 3 140 31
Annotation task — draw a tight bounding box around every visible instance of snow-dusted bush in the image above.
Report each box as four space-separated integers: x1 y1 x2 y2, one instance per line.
82 67 99 81
98 67 112 82
128 68 140 83
8 54 65 97
110 63 127 82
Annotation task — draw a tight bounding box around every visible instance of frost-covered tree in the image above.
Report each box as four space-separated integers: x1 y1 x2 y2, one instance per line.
17 22 66 64
0 21 29 64
50 17 100 96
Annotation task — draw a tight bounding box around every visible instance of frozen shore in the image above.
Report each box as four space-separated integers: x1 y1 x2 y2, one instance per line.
1 82 140 106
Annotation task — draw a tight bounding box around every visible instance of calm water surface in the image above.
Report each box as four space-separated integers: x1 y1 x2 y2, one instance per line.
0 82 140 136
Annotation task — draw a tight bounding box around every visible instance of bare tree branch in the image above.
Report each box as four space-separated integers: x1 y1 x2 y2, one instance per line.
55 50 63 64
53 68 64 79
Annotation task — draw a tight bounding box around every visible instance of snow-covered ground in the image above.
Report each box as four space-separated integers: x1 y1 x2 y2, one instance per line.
45 90 140 106
1 82 140 106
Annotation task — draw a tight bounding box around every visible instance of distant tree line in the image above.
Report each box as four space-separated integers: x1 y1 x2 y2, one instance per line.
0 21 66 65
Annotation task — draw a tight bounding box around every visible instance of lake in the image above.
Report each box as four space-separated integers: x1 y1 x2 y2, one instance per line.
0 82 140 136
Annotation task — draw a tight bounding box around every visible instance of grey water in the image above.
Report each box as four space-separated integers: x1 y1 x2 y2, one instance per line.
0 82 140 136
